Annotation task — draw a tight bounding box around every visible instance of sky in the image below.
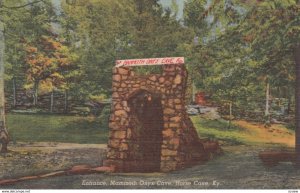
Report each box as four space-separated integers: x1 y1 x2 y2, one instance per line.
160 0 186 20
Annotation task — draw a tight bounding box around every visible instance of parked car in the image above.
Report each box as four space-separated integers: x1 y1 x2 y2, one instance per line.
186 105 200 115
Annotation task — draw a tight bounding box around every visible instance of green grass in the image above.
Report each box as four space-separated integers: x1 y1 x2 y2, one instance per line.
192 117 248 145
6 113 291 146
7 113 109 144
192 116 294 147
5 114 248 145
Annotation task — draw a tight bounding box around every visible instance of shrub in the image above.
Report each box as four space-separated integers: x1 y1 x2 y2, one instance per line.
99 105 111 128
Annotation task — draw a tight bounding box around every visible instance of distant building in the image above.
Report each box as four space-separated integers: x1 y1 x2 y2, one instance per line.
195 92 207 105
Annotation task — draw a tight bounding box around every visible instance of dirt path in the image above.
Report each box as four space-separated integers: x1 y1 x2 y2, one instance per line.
0 120 297 189
2 143 299 189
233 120 295 147
0 142 106 180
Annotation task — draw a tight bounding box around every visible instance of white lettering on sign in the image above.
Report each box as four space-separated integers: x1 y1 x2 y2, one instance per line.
115 57 184 67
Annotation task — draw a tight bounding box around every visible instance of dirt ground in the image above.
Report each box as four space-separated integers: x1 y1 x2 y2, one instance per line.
0 142 106 180
233 120 295 147
1 142 300 189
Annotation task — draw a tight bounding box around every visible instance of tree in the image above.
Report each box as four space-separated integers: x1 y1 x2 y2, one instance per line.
61 0 192 99
0 16 8 152
4 7 27 108
129 0 194 76
0 0 51 152
131 0 193 58
184 0 300 165
24 35 77 106
61 0 135 100
233 0 300 166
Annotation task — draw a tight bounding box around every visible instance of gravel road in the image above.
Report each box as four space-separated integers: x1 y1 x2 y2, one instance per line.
1 143 299 189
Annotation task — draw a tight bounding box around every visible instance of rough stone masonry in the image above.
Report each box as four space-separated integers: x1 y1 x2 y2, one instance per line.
104 64 221 172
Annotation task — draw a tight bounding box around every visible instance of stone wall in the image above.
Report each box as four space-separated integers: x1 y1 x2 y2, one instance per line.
104 64 220 172
4 89 104 115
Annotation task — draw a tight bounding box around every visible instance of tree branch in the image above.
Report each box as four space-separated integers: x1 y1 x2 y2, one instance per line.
2 0 45 9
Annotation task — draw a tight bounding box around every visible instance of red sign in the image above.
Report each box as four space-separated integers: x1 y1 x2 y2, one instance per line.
115 57 184 67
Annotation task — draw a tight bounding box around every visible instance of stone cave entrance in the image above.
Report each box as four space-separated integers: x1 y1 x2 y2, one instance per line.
105 64 220 172
128 90 163 172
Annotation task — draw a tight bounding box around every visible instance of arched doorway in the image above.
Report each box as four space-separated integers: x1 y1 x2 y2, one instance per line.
128 90 164 172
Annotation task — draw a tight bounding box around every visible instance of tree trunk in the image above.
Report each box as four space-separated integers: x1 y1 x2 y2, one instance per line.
228 101 232 129
64 90 68 113
192 79 196 104
229 101 232 118
265 79 270 116
295 45 300 168
285 86 291 115
12 77 16 108
50 90 54 113
0 21 9 153
185 69 193 105
33 80 39 106
287 95 291 115
264 78 271 127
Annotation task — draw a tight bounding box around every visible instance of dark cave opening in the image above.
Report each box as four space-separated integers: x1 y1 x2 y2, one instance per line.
129 90 164 172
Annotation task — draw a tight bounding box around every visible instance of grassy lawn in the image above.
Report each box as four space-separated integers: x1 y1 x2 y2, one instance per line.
6 113 294 147
192 116 295 147
192 117 247 145
7 113 109 144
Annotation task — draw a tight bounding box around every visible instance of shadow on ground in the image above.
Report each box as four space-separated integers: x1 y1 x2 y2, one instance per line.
1 143 300 189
